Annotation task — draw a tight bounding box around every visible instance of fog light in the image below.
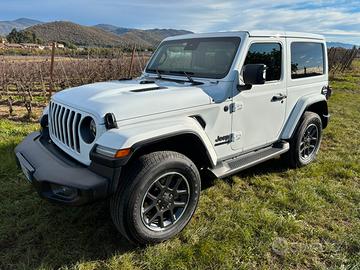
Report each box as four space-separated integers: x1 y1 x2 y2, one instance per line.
50 184 78 200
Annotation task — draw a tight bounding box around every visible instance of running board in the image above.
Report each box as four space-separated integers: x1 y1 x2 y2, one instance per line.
210 142 290 178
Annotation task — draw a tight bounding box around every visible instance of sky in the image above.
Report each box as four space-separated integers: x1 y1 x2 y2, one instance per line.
2 0 360 44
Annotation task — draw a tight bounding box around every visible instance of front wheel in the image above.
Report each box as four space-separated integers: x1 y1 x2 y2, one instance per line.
110 151 201 245
286 111 322 168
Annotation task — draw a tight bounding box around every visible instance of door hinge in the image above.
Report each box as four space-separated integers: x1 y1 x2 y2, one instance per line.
231 132 242 142
230 102 244 113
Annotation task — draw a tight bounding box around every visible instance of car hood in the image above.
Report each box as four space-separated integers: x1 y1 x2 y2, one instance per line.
52 80 212 123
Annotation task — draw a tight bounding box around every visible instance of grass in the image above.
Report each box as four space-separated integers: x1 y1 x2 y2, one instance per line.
1 61 360 270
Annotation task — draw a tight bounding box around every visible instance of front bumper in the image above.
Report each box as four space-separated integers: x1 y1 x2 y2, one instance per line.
14 130 120 206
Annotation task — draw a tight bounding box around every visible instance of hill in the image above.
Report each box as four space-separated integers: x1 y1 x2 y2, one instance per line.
3 19 358 50
0 18 42 36
24 21 137 47
94 24 132 35
94 24 192 46
23 21 192 48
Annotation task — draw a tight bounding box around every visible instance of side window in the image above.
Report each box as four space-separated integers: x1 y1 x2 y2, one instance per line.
244 43 282 81
291 42 324 79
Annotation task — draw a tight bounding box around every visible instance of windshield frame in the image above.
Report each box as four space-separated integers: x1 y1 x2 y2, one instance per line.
145 37 241 80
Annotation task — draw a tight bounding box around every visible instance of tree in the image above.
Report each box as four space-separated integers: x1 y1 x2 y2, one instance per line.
6 29 20 43
6 28 42 44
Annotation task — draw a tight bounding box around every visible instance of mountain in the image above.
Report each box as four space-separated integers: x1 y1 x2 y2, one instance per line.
0 18 42 36
25 21 137 47
3 19 359 50
23 21 192 48
94 24 192 46
327 42 358 49
94 24 132 35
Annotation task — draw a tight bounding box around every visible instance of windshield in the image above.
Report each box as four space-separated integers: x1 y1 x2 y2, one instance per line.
146 37 241 79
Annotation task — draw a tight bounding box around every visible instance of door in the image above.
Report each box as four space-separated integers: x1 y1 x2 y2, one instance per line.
231 39 287 151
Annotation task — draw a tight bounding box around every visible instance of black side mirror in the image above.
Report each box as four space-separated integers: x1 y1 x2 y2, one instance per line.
243 64 267 85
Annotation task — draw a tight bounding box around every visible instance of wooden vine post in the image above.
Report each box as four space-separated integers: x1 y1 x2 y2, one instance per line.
49 42 56 100
128 44 136 79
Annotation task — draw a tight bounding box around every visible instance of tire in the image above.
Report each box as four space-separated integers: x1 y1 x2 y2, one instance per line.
110 151 201 245
286 111 322 168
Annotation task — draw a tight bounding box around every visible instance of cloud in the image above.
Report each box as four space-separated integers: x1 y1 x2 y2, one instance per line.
2 0 360 44
174 1 360 43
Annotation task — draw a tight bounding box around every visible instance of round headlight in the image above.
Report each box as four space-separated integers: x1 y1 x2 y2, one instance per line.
80 116 96 144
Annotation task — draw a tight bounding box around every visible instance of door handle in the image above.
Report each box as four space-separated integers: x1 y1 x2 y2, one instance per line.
271 93 287 102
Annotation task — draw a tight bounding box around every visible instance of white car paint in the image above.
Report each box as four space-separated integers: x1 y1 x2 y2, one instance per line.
96 116 218 166
231 36 287 151
280 93 327 139
47 30 328 168
53 80 212 122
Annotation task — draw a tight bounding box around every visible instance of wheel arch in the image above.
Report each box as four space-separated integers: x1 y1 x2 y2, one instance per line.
128 132 215 170
94 117 218 169
281 94 328 140
306 100 329 129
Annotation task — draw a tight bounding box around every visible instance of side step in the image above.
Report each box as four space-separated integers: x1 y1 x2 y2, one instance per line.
210 142 290 178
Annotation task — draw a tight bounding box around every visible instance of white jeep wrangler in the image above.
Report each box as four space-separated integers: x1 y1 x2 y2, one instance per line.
15 31 331 245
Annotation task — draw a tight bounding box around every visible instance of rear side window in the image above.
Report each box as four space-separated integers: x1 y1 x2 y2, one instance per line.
291 42 324 79
244 43 282 81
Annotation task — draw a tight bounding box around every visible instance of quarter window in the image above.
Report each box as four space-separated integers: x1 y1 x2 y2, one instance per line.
244 43 282 81
291 42 324 79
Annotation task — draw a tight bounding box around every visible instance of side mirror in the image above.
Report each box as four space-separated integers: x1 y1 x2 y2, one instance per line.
242 64 267 85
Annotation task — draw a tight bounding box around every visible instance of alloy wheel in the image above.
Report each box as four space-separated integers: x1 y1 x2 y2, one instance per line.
299 123 319 161
141 172 190 231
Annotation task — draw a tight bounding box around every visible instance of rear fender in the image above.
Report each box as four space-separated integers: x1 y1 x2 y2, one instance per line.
281 94 328 140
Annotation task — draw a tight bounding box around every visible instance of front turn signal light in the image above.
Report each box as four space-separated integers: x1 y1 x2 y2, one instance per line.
114 148 131 158
95 145 131 158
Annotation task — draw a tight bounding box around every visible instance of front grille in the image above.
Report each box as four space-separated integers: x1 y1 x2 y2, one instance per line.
49 101 82 153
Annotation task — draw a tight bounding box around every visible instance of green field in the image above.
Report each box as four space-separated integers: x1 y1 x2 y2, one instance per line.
0 62 359 270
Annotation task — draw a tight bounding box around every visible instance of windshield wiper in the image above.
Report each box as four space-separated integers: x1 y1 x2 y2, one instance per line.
146 68 186 83
183 71 194 83
156 68 163 79
169 71 196 84
146 69 202 85
146 68 164 78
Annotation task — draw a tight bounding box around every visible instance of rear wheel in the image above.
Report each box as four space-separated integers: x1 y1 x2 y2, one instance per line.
110 151 201 245
286 111 322 168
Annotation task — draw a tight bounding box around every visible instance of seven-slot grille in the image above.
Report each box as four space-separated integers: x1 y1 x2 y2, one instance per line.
49 101 82 153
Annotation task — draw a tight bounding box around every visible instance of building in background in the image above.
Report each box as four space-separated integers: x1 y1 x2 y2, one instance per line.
56 43 65 49
21 43 45 50
4 43 23 49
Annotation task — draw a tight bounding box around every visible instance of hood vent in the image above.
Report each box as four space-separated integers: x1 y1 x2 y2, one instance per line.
139 80 156 84
131 86 167 93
